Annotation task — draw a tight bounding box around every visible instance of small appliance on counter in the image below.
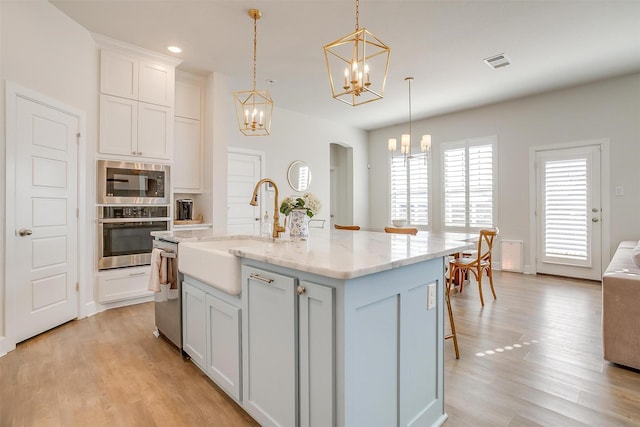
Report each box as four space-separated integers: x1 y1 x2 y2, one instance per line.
176 199 193 221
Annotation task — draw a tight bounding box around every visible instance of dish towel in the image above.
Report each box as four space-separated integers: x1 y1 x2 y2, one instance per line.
148 248 168 292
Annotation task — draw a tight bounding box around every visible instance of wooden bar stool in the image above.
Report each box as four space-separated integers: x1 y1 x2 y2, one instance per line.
445 281 460 359
447 228 499 306
334 224 360 230
384 226 418 235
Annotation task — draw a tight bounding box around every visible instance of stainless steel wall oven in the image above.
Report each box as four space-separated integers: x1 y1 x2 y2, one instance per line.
97 160 170 205
98 205 170 270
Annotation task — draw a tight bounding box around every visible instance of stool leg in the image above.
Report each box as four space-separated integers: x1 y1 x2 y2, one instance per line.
445 286 460 359
477 271 485 306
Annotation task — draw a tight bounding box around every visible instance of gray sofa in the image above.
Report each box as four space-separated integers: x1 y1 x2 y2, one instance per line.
602 241 640 370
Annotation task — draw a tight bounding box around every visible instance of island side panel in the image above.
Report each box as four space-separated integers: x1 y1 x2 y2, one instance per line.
343 258 445 427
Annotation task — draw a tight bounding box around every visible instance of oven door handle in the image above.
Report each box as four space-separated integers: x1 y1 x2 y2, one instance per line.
98 217 171 223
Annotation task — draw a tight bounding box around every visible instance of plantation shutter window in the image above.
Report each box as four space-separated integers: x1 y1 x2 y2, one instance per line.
390 155 429 227
442 137 496 230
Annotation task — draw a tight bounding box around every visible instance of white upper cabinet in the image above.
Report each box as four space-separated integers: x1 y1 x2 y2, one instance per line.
100 50 139 100
175 79 202 120
100 95 173 159
95 34 181 161
173 71 204 193
137 102 173 158
139 59 175 107
99 95 137 157
100 50 175 108
173 117 202 191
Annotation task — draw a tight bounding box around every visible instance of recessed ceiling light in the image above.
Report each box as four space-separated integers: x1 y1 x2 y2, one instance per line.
168 46 182 54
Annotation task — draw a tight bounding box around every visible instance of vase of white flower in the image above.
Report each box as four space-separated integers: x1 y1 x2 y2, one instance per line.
280 193 320 241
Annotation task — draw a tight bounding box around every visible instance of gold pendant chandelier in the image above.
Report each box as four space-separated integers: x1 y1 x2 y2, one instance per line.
388 77 431 163
323 0 390 106
233 9 273 136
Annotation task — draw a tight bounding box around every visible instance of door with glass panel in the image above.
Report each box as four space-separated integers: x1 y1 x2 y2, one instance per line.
535 145 602 280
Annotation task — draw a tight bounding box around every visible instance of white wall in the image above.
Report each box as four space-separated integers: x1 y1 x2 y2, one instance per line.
369 73 640 269
0 0 98 352
206 81 370 231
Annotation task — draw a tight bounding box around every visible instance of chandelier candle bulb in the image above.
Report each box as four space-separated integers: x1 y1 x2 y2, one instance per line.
421 135 432 152
401 134 410 147
388 138 397 151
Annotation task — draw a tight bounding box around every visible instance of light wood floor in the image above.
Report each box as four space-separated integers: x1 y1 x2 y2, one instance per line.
445 271 640 426
1 271 639 426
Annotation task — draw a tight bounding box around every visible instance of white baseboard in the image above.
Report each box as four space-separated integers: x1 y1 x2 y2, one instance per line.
84 301 98 318
96 295 154 313
0 335 16 358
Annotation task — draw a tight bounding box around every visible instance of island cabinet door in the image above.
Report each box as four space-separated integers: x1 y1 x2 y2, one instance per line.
182 281 207 369
298 281 335 427
242 266 297 427
205 294 241 401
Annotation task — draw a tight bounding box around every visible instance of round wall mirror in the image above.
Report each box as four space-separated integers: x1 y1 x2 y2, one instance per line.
287 160 312 192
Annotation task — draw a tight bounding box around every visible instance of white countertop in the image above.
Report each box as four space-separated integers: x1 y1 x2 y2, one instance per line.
160 229 475 280
152 229 224 243
228 229 474 279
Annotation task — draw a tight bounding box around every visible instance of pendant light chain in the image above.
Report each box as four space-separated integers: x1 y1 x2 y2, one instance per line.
408 77 412 144
355 0 359 30
252 12 257 91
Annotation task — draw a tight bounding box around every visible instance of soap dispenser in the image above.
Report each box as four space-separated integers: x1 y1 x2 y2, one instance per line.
261 211 272 237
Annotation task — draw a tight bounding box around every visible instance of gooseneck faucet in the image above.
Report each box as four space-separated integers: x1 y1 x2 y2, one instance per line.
250 178 286 238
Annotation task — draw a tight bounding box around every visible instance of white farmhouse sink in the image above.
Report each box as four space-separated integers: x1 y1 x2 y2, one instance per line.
178 237 273 296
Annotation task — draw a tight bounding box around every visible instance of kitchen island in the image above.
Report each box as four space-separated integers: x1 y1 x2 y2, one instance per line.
168 229 473 427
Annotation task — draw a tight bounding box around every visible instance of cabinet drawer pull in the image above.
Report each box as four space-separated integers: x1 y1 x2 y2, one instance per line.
129 271 147 277
250 273 274 284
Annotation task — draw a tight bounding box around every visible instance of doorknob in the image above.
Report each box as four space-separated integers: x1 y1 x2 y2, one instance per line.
592 218 599 222
18 228 33 236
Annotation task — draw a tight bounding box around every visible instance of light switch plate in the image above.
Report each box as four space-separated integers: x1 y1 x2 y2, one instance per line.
615 186 624 196
427 283 436 310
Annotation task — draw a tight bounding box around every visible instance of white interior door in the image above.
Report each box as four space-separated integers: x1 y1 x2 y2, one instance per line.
227 151 262 235
535 145 602 280
14 95 79 342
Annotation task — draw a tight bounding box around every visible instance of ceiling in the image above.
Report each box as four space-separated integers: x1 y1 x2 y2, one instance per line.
50 0 640 131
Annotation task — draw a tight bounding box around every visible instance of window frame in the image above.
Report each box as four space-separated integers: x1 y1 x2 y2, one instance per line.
440 136 498 232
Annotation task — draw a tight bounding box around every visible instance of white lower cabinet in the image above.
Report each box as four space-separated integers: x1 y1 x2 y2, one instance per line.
298 280 335 427
182 281 206 369
97 266 152 303
182 278 242 401
242 266 335 427
205 293 241 400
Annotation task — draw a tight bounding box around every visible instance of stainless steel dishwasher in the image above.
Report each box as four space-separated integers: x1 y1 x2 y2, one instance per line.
152 238 182 350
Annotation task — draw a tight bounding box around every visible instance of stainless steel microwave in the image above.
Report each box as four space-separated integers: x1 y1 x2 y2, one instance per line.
97 160 170 205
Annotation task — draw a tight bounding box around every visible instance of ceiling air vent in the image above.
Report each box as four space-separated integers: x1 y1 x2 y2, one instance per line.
484 53 511 69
